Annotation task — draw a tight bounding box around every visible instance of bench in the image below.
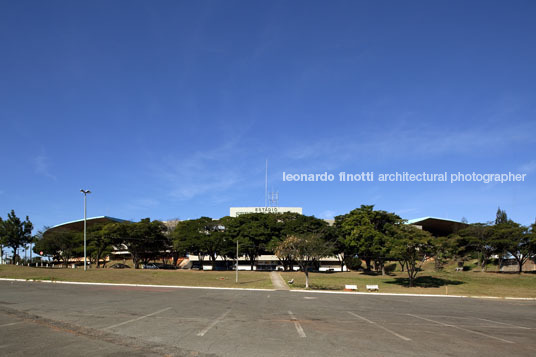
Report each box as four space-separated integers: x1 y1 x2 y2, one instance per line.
344 284 358 291
455 267 463 272
366 284 379 292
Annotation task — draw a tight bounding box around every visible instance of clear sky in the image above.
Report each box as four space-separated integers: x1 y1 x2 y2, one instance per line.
1 0 535 234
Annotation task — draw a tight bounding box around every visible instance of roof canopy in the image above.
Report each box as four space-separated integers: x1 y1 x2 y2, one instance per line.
45 216 127 236
407 217 468 236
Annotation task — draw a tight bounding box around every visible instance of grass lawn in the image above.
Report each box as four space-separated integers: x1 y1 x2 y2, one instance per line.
2 263 535 298
0 265 272 289
280 270 536 298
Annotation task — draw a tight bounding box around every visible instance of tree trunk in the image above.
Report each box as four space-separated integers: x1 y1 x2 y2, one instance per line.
517 257 523 273
133 255 140 269
198 254 204 270
304 270 309 289
365 258 371 271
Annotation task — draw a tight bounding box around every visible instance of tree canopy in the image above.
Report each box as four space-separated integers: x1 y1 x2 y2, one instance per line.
0 210 33 263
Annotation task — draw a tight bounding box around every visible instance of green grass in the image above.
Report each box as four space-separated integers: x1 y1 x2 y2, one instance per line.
0 265 272 289
2 264 535 298
281 270 536 298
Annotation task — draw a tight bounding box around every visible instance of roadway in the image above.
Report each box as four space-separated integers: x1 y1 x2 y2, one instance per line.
0 280 535 356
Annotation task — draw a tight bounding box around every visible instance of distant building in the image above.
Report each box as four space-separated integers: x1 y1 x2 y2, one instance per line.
407 217 468 236
44 216 127 237
230 207 302 217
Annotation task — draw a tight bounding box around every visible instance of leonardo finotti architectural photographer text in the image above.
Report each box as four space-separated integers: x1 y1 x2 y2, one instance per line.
282 171 527 184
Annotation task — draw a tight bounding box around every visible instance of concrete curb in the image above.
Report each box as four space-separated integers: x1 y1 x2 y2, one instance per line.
1 278 535 300
289 288 536 300
0 278 275 292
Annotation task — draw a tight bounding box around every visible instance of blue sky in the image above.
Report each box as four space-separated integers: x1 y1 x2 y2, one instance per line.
1 0 535 235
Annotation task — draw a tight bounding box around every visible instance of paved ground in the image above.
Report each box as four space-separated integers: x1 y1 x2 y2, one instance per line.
269 271 289 290
0 281 535 356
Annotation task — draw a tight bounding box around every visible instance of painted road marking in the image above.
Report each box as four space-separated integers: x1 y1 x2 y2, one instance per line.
197 309 231 337
347 311 411 341
288 311 306 338
103 307 171 330
0 322 22 328
417 314 532 330
407 314 514 344
476 317 531 330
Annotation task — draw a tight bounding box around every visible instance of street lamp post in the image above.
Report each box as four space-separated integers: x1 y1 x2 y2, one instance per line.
235 239 239 283
80 189 91 271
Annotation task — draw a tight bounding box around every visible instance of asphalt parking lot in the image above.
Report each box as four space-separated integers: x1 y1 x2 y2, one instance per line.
0 280 535 356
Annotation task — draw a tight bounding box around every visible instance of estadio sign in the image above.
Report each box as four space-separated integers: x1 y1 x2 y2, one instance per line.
230 207 302 217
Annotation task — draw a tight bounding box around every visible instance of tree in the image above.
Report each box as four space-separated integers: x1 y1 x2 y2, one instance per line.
1 210 33 263
116 219 168 268
0 217 4 263
275 234 333 288
218 216 239 269
492 221 532 273
388 224 433 287
34 228 81 266
495 207 508 225
86 223 115 268
431 236 456 271
225 213 280 270
201 218 228 270
336 205 401 274
273 213 332 271
458 223 494 272
171 217 214 270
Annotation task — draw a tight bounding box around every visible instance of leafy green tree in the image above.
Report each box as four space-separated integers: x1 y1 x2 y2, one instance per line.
458 223 495 272
225 213 280 270
388 224 433 287
86 223 115 268
272 213 332 271
34 229 81 266
491 221 531 273
218 216 238 268
0 217 4 262
1 210 33 263
275 234 334 288
334 215 359 272
201 218 228 270
336 205 401 274
431 236 457 271
115 219 167 269
495 207 508 225
172 217 214 269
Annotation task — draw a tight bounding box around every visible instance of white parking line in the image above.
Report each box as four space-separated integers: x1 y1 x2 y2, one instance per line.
407 314 514 344
347 311 411 341
103 307 171 330
476 317 531 330
288 311 306 338
0 322 22 328
197 309 231 337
